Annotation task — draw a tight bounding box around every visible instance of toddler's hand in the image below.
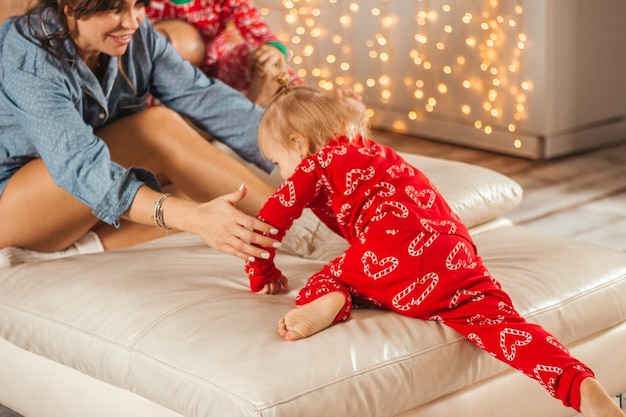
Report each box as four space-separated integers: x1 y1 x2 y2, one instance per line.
256 274 289 294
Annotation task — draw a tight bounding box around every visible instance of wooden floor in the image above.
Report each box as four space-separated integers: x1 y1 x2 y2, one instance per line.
374 130 626 253
1 134 624 417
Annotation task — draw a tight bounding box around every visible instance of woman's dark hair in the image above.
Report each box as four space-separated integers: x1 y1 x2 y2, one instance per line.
26 0 149 58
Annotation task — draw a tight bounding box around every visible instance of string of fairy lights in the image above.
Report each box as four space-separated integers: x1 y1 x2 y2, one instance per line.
258 0 531 150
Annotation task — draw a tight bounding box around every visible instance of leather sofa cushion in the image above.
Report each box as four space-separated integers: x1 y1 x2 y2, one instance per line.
1 227 624 417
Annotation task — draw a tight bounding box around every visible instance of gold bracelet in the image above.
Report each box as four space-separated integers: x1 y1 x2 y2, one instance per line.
151 193 172 236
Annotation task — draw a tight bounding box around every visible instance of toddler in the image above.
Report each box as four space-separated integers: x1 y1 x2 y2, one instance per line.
245 86 625 417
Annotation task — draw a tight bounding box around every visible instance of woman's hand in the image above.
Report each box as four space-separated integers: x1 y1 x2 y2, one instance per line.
129 185 280 261
249 43 286 76
189 184 281 261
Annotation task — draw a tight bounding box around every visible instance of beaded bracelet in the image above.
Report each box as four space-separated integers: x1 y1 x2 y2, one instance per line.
151 193 172 236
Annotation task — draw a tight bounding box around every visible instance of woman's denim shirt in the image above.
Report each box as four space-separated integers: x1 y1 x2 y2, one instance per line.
0 9 270 225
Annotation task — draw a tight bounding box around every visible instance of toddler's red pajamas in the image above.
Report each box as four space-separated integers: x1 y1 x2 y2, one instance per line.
246 136 594 411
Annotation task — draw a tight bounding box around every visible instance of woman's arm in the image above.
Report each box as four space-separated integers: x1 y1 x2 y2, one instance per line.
143 19 273 172
127 185 279 261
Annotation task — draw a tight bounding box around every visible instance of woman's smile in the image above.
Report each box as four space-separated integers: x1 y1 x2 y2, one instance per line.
68 0 145 64
108 32 134 45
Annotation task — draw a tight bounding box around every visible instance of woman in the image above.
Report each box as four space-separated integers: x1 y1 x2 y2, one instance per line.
0 0 281 261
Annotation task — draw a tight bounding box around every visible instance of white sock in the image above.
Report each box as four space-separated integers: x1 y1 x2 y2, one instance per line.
0 231 104 268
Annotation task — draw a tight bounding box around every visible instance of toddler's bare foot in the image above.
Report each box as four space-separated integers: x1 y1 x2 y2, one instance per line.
579 377 625 417
278 291 346 341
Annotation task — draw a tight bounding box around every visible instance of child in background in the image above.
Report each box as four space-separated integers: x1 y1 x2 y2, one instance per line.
146 0 305 105
244 86 625 417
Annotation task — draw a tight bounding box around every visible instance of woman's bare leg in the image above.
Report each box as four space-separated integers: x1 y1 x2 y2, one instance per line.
153 19 205 67
0 107 274 252
98 106 274 216
93 218 171 250
0 159 98 252
97 107 275 250
0 152 180 252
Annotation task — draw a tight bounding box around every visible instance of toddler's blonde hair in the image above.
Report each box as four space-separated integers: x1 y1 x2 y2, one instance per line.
258 86 369 156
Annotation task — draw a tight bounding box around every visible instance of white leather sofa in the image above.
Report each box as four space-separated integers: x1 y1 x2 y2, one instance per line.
1 152 625 417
